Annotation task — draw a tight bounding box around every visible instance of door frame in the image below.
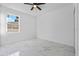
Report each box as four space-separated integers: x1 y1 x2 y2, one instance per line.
74 3 78 56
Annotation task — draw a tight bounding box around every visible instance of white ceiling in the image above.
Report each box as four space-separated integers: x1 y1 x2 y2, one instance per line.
0 3 73 16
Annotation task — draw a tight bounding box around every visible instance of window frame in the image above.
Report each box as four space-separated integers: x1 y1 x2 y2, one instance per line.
6 14 20 33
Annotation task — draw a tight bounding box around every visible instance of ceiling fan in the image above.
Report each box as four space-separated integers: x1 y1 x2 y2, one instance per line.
24 3 46 11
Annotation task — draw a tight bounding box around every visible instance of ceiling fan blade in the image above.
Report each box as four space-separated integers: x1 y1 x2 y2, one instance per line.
31 7 34 10
37 6 41 10
34 3 45 5
24 3 33 5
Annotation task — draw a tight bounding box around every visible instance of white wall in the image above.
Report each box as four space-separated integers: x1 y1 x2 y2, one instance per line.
0 6 36 46
0 4 74 47
37 5 74 47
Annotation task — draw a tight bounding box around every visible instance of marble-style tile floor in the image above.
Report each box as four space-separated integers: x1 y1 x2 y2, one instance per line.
0 39 75 56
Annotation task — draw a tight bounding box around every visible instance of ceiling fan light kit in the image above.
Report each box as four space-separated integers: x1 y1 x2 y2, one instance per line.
33 5 37 8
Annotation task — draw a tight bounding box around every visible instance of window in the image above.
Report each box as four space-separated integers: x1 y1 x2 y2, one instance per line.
6 14 20 32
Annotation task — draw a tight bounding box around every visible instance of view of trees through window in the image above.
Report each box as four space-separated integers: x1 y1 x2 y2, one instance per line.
6 14 20 32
